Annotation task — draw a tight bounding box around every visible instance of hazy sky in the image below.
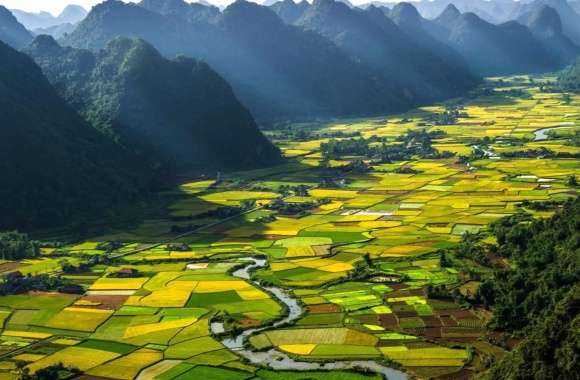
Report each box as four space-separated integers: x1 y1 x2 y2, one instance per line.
0 0 137 14
0 0 405 15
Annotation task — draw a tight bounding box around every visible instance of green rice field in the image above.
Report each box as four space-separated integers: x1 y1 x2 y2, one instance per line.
0 76 578 380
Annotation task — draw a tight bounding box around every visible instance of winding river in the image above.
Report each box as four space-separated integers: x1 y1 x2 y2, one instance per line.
533 125 573 141
210 258 408 380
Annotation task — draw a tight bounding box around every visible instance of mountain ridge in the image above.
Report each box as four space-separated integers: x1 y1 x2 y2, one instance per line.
62 0 429 120
27 35 282 171
0 39 150 230
0 5 33 49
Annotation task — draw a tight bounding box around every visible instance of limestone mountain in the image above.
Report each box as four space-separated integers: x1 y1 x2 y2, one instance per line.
0 39 149 230
431 6 564 75
292 0 478 103
62 0 411 120
517 5 580 64
26 36 282 171
11 5 87 30
510 0 580 45
270 0 311 24
0 6 33 48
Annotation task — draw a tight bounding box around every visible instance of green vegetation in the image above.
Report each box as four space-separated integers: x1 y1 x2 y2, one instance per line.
558 58 580 92
478 199 579 379
0 75 577 380
0 232 40 261
0 39 150 230
26 36 281 172
320 129 453 161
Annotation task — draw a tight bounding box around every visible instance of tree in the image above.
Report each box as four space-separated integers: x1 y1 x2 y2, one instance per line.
0 231 40 261
240 199 257 211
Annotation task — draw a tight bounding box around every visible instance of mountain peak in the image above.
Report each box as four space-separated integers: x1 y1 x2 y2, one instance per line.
58 4 87 20
435 3 461 26
103 37 163 70
139 0 191 15
223 0 281 30
270 0 310 23
521 5 563 36
29 34 62 53
390 2 422 31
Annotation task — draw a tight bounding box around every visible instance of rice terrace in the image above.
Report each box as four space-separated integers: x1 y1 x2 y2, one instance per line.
0 73 577 380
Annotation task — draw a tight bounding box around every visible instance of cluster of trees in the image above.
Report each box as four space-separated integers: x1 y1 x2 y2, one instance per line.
254 214 277 224
393 166 421 174
557 59 580 92
277 185 309 197
0 232 40 260
454 232 493 266
266 198 331 216
198 200 257 220
60 259 96 274
166 243 190 252
96 241 123 253
320 137 379 159
320 129 454 162
428 105 469 126
318 177 347 189
267 127 362 142
18 362 80 380
521 199 566 211
473 198 579 379
0 272 83 296
501 147 580 159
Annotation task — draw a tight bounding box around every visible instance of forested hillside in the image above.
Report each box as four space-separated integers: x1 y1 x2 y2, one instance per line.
27 36 281 171
477 198 580 379
0 5 33 48
558 58 580 91
0 40 151 230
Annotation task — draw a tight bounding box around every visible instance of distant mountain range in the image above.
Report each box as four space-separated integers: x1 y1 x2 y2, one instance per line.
509 0 580 46
406 0 580 47
425 3 578 75
1 0 578 111
0 0 579 230
26 35 282 172
33 23 77 39
10 5 87 30
269 0 579 76
279 0 478 103
517 4 580 65
60 0 480 120
410 0 520 23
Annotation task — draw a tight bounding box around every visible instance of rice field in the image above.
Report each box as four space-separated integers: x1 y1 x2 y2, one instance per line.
0 76 577 380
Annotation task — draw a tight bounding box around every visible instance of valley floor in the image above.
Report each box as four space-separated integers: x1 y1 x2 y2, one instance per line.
0 75 578 380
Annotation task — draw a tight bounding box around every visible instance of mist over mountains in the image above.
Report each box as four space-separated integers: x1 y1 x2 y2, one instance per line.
0 0 580 229
26 35 281 171
0 6 33 48
11 4 88 30
60 0 480 120
281 0 477 104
